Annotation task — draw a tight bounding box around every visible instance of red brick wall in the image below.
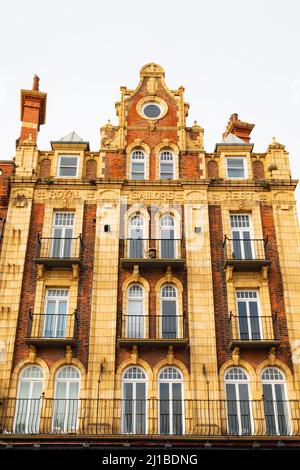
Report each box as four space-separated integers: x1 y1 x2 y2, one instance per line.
76 204 97 368
207 160 219 178
260 204 293 370
103 77 204 180
39 159 51 178
208 205 231 369
252 160 265 180
104 152 125 178
180 154 202 179
20 97 42 143
85 159 97 179
13 203 45 368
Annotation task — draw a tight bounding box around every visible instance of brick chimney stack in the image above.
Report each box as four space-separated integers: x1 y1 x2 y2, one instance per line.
19 75 47 145
222 113 254 143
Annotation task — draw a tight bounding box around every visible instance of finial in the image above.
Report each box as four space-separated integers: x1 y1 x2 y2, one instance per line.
32 74 40 91
272 136 276 144
193 120 198 126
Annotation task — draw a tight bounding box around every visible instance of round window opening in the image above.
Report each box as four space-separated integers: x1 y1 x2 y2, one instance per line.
143 103 161 119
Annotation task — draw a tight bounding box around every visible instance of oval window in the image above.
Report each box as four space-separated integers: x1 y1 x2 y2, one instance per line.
142 103 161 119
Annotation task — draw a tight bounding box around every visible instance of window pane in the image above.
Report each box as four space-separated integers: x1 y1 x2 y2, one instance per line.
237 300 249 340
60 157 78 167
135 383 146 434
123 383 133 433
263 383 277 435
227 159 244 168
228 168 245 178
159 383 170 434
59 166 77 177
226 383 239 435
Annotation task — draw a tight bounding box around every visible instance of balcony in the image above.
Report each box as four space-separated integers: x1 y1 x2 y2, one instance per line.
228 314 280 350
119 239 186 270
25 311 78 348
1 398 299 437
117 314 189 349
223 236 271 273
34 235 83 270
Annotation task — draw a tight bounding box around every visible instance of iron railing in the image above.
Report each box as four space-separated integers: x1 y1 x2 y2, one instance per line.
228 314 277 342
117 314 188 339
27 311 78 340
1 398 299 436
120 238 185 260
37 235 83 259
223 236 268 261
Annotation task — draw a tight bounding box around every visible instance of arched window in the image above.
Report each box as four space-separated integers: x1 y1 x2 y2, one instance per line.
159 150 174 180
224 367 252 436
126 285 145 338
160 214 176 259
122 367 146 434
53 366 80 432
131 150 145 180
128 214 144 258
261 367 290 435
14 366 44 433
161 285 178 339
158 367 183 435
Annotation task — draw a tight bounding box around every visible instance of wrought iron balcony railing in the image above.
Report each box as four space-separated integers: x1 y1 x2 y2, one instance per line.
228 314 279 349
35 235 83 267
25 311 78 347
117 314 188 341
119 239 186 270
1 398 299 437
223 237 270 272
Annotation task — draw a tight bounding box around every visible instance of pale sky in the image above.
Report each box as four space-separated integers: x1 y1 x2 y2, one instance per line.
1 0 300 210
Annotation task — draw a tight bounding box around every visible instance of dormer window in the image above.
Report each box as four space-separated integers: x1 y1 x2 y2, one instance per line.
58 155 79 177
226 157 247 179
130 150 145 180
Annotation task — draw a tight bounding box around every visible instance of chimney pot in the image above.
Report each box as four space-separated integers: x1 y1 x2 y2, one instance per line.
32 74 40 91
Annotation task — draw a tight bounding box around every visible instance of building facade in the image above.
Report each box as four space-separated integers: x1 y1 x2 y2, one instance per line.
0 64 300 449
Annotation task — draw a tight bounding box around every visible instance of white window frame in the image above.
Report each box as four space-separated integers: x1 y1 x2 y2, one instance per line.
235 290 263 341
159 214 177 259
230 213 255 259
57 155 79 178
261 367 291 435
226 156 247 179
224 367 253 436
160 285 179 339
159 150 175 180
51 212 75 258
130 150 146 180
158 367 184 435
122 367 147 434
128 214 145 258
43 288 69 338
52 366 81 433
126 285 145 338
14 366 44 434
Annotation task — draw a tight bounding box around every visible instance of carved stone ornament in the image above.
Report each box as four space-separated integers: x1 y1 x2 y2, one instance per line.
232 346 240 366
29 345 37 363
132 265 140 282
131 345 139 364
167 346 174 365
13 194 28 208
65 346 73 364
268 347 276 365
165 266 173 282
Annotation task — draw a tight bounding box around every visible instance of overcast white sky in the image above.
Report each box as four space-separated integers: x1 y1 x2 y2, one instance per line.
1 0 300 210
